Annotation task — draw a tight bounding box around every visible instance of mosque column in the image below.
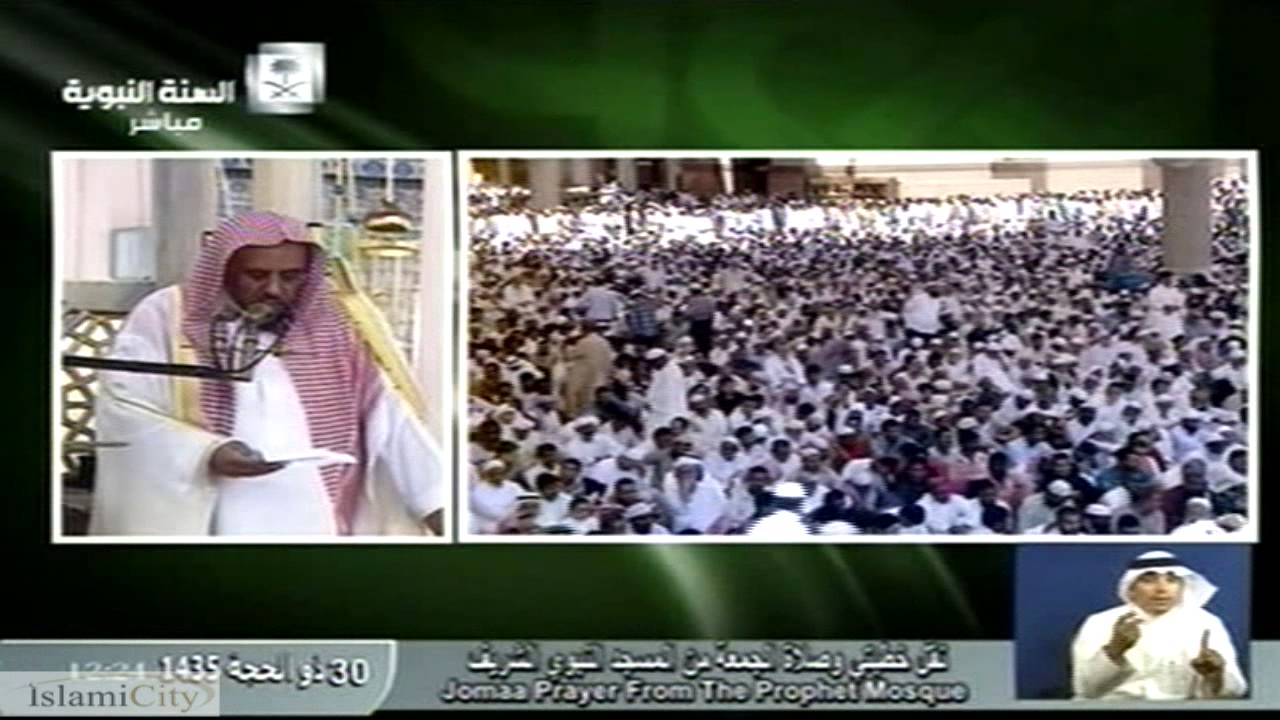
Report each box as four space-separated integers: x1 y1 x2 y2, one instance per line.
528 159 563 209
568 158 593 186
151 158 218 286
766 158 811 197
1141 160 1163 191
719 158 735 195
251 158 322 222
497 158 513 185
616 158 638 189
663 159 681 191
415 155 452 444
1155 158 1214 274
680 159 723 198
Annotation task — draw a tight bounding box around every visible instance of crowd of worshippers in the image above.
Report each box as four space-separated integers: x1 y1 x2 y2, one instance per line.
471 177 1248 248
466 178 1251 537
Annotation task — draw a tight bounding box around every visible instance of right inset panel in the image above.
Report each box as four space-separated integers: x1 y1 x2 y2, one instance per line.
457 151 1257 543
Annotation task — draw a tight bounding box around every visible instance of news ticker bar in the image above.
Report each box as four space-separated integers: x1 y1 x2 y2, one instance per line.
0 640 1276 714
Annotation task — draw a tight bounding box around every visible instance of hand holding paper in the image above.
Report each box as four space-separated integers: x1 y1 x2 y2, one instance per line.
262 449 358 466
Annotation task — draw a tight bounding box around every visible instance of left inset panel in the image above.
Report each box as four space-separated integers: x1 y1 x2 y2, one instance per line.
53 152 455 543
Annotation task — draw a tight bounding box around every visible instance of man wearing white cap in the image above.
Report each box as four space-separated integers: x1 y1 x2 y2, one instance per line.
1083 504 1114 535
685 392 731 454
1071 550 1247 699
918 477 979 534
1017 479 1076 533
644 348 690 430
624 502 671 535
659 458 729 533
587 447 650 497
562 415 623 466
1169 498 1226 537
469 460 525 534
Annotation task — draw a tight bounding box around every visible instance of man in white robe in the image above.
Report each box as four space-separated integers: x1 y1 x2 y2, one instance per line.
561 415 623 467
902 285 944 337
469 460 524 534
644 348 689 430
659 458 728 533
90 212 445 537
1071 551 1247 700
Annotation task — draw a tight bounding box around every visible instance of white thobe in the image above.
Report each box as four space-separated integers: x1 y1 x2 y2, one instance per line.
536 493 572 528
647 364 690 429
1170 427 1210 464
662 478 728 533
1072 605 1246 699
469 480 523 533
90 287 444 537
562 515 600 534
902 293 942 335
562 434 624 466
587 457 642 494
686 409 731 452
704 454 748 488
918 495 978 534
1170 519 1225 538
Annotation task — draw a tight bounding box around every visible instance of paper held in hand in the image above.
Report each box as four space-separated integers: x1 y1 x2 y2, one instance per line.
263 449 358 465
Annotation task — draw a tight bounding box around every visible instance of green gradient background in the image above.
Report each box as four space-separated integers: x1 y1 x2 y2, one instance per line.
0 0 1272 641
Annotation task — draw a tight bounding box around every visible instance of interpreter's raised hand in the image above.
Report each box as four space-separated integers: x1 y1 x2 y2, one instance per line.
1104 611 1142 663
1190 629 1225 678
209 441 286 478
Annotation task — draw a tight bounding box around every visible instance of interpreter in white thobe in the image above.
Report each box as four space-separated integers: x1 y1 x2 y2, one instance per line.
1071 551 1247 700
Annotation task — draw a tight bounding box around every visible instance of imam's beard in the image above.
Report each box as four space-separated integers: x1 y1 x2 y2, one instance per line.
241 300 289 330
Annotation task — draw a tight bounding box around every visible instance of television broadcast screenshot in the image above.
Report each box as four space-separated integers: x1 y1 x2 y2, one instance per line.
1 1 1274 715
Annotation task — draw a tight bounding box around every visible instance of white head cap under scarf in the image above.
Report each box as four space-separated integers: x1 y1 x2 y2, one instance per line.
1117 550 1218 615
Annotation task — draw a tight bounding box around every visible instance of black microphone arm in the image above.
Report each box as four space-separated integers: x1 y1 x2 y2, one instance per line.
62 355 253 382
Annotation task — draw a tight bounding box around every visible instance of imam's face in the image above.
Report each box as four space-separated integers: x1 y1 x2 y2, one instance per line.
1126 570 1185 616
224 242 310 322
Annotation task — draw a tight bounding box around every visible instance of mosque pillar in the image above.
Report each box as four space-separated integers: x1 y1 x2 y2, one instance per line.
497 158 513 185
414 155 451 444
616 158 638 189
568 158 593 186
765 158 810 198
663 159 681 191
250 158 322 222
151 158 218 286
680 159 723 198
1141 160 1163 191
720 158 735 195
528 158 563 209
1154 159 1214 274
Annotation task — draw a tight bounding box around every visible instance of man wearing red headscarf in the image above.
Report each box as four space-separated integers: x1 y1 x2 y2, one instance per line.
90 212 446 537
